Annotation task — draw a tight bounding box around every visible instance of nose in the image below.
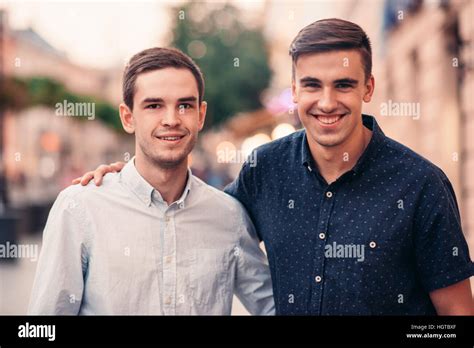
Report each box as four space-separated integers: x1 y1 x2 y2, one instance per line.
161 108 181 128
318 87 338 113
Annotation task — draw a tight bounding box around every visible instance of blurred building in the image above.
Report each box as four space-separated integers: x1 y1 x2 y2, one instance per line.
0 9 132 233
365 0 474 253
2 19 122 104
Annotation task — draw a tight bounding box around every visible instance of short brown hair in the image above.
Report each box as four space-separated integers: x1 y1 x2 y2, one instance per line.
289 18 372 81
123 47 205 110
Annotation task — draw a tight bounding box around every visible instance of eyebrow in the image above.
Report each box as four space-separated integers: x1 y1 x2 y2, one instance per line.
177 96 197 103
334 78 359 86
299 77 359 86
141 97 164 105
140 96 197 105
299 76 321 84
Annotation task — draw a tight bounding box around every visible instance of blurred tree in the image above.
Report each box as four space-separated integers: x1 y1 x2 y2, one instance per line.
170 2 272 129
0 77 28 110
1 76 121 131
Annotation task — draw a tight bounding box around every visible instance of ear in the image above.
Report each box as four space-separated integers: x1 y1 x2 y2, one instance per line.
291 78 298 104
119 103 135 134
197 101 207 131
363 75 375 103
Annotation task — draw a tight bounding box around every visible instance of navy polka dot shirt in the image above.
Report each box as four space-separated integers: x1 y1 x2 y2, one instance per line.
225 114 474 315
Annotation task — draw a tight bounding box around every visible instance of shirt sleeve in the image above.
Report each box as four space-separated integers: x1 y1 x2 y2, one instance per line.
28 189 89 315
414 170 474 292
233 204 275 315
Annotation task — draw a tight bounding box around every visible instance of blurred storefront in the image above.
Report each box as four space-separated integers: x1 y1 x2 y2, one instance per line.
0 10 133 235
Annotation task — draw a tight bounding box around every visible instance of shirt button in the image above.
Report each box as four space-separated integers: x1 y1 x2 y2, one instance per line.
164 296 171 305
165 255 172 263
315 276 322 283
319 233 326 240
326 191 333 198
369 241 377 249
179 203 184 209
165 216 170 222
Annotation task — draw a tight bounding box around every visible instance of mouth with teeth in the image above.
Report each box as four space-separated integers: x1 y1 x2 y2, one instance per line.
312 113 347 127
155 134 186 143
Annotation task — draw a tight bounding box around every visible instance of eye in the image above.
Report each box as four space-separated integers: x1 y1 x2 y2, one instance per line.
303 83 320 88
145 104 161 109
179 103 193 110
336 83 352 89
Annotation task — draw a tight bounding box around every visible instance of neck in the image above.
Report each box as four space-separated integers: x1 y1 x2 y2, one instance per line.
134 153 188 205
309 123 372 184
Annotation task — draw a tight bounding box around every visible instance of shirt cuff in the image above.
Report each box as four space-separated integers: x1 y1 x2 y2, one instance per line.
423 262 474 292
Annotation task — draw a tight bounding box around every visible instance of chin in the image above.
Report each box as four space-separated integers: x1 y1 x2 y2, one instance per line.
316 139 344 148
141 150 185 168
155 157 187 169
309 131 343 147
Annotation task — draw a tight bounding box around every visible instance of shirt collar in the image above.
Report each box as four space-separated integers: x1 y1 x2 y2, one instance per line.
301 114 385 175
172 168 193 208
120 157 193 208
351 114 385 173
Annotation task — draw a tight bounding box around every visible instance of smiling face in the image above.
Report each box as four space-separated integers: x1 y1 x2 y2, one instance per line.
292 49 374 149
119 67 206 169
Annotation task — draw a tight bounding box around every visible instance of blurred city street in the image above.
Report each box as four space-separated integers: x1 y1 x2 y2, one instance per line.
0 234 40 314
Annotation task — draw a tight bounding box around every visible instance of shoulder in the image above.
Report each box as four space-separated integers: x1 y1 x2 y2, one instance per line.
382 136 453 194
192 176 250 218
193 177 244 213
238 129 305 177
253 129 305 159
55 172 122 210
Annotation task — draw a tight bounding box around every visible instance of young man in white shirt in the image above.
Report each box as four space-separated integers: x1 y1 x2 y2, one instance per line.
29 47 274 315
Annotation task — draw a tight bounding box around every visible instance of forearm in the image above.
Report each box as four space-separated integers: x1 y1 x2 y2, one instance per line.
430 278 474 315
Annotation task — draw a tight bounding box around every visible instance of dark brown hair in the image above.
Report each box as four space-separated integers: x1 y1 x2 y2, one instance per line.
123 47 205 110
289 18 372 81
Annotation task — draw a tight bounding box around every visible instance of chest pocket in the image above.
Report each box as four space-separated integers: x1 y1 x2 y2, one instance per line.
188 249 229 306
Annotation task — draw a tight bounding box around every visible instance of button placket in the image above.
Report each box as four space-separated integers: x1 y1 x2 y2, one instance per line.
310 186 337 315
162 209 177 315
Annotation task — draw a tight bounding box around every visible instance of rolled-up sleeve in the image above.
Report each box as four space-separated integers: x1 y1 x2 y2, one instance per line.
414 170 474 293
28 189 89 315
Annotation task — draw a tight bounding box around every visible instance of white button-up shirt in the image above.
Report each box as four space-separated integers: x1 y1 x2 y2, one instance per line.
28 159 274 315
